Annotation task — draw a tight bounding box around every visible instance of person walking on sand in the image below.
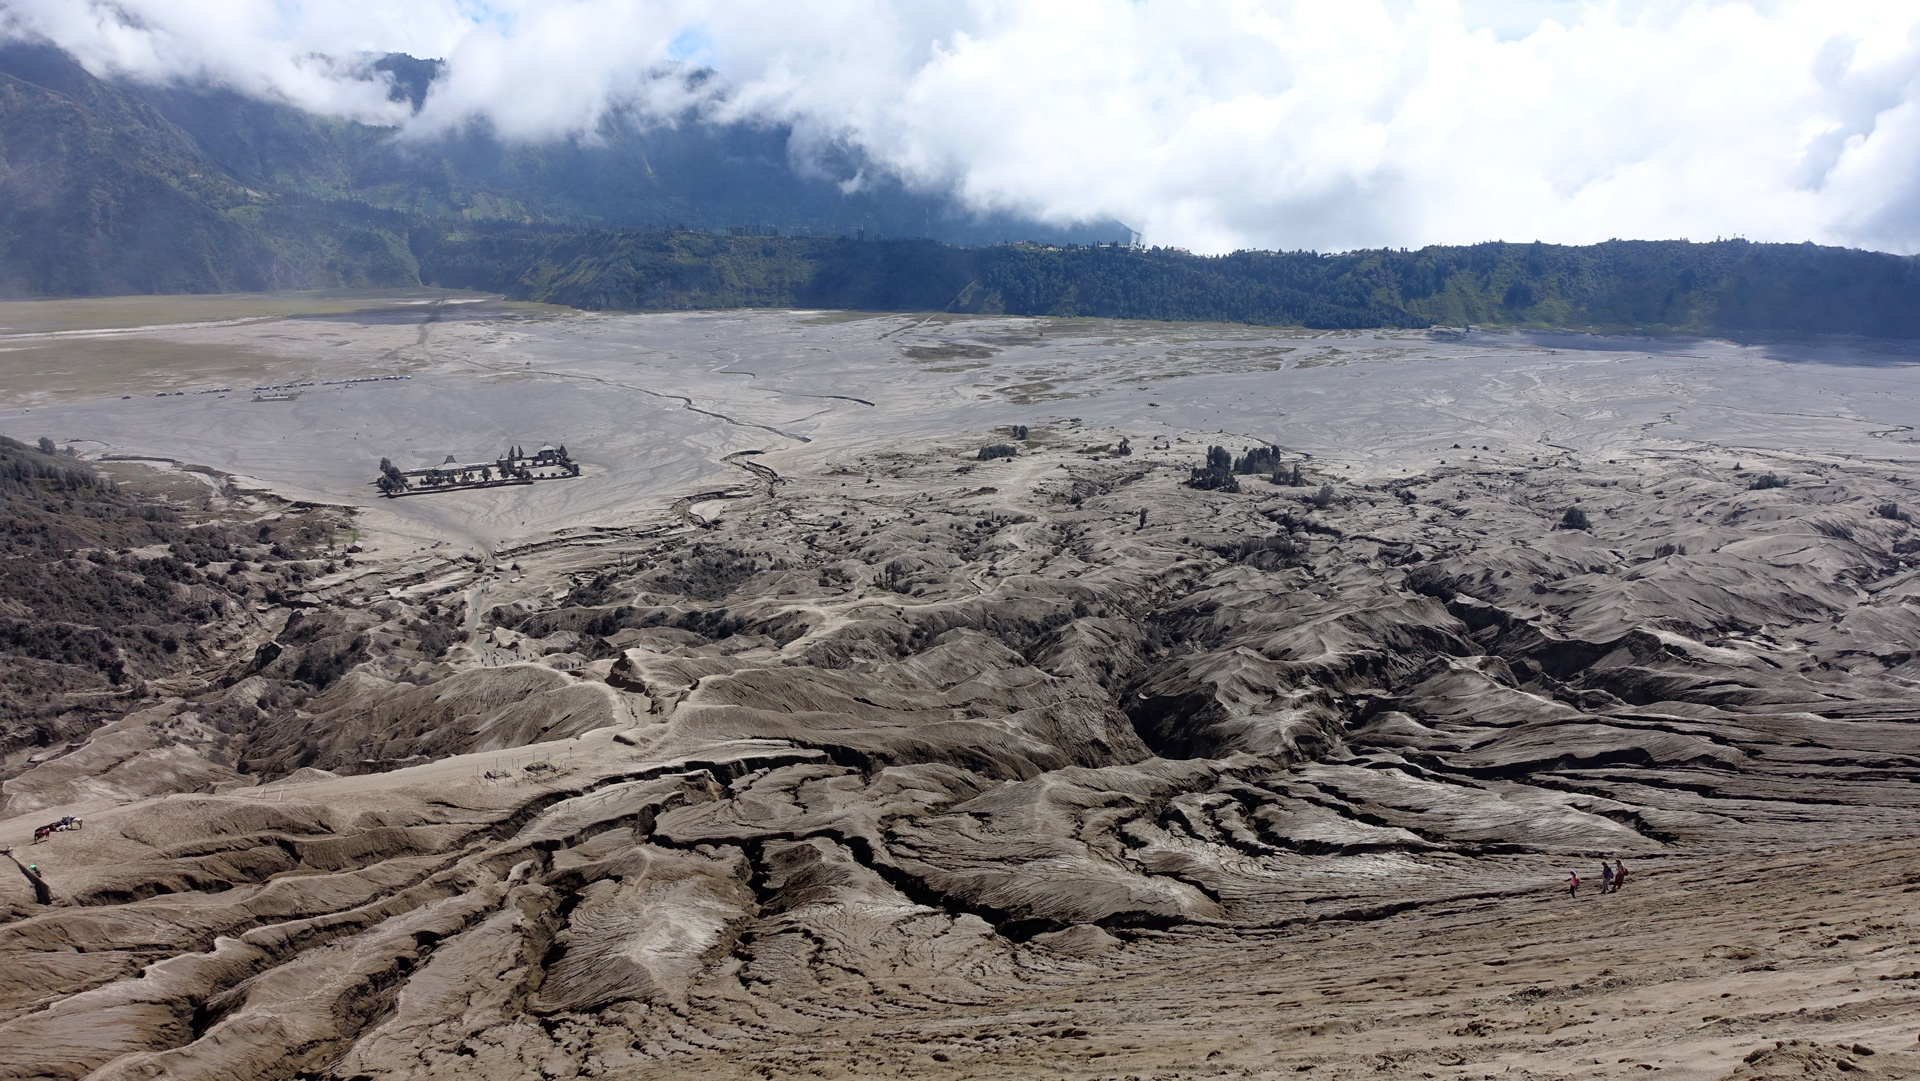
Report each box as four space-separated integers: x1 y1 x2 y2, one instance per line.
1613 859 1627 891
1568 870 1580 898
1600 860 1614 894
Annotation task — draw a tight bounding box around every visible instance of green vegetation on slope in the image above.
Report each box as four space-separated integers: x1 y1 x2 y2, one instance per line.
0 43 439 295
0 41 1115 298
0 435 371 766
417 229 1920 337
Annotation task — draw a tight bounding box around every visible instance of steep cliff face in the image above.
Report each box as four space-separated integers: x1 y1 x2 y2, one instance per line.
0 45 290 295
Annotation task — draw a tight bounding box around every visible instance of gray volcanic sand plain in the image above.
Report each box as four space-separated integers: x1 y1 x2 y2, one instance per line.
10 292 1920 551
2 295 1920 1080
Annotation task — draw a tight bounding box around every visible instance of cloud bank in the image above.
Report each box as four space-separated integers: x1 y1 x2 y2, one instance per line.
7 0 1920 255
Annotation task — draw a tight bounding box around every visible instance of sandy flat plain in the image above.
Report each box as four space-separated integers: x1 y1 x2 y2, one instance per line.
7 293 1920 553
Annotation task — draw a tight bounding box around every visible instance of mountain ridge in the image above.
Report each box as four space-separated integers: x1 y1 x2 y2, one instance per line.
5 40 1920 341
0 41 1119 297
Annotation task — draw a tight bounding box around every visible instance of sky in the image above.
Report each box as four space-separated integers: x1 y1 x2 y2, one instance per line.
6 0 1920 255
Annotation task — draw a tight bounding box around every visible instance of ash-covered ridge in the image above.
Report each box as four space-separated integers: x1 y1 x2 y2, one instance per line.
3 430 1920 1079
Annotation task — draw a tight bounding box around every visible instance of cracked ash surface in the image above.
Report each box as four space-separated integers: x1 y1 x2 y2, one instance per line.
3 299 1920 1080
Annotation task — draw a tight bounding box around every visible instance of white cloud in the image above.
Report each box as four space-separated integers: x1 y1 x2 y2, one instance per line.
7 0 1920 254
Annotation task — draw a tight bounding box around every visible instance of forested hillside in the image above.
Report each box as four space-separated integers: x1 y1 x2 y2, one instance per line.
419 229 1920 337
0 41 1114 297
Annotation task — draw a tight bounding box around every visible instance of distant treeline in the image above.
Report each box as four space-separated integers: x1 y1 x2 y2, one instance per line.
416 230 1920 337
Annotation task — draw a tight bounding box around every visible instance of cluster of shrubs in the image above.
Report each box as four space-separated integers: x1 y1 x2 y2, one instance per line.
565 570 622 607
3 437 138 555
0 619 125 678
500 603 751 650
261 611 374 692
407 619 458 659
377 457 408 495
1269 463 1306 486
979 443 1019 460
0 544 245 696
1187 446 1239 492
290 635 369 689
1230 534 1303 570
1 435 350 729
1264 508 1343 537
1234 445 1283 474
1189 445 1311 492
4 436 97 494
876 559 911 592
1233 445 1311 486
651 545 761 601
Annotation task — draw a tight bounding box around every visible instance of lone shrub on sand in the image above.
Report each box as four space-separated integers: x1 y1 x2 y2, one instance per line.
879 560 908 592
1310 484 1336 509
978 443 1018 461
1748 473 1786 490
1560 506 1591 531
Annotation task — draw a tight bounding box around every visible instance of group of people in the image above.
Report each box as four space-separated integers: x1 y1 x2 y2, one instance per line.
1567 859 1628 898
30 815 80 844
